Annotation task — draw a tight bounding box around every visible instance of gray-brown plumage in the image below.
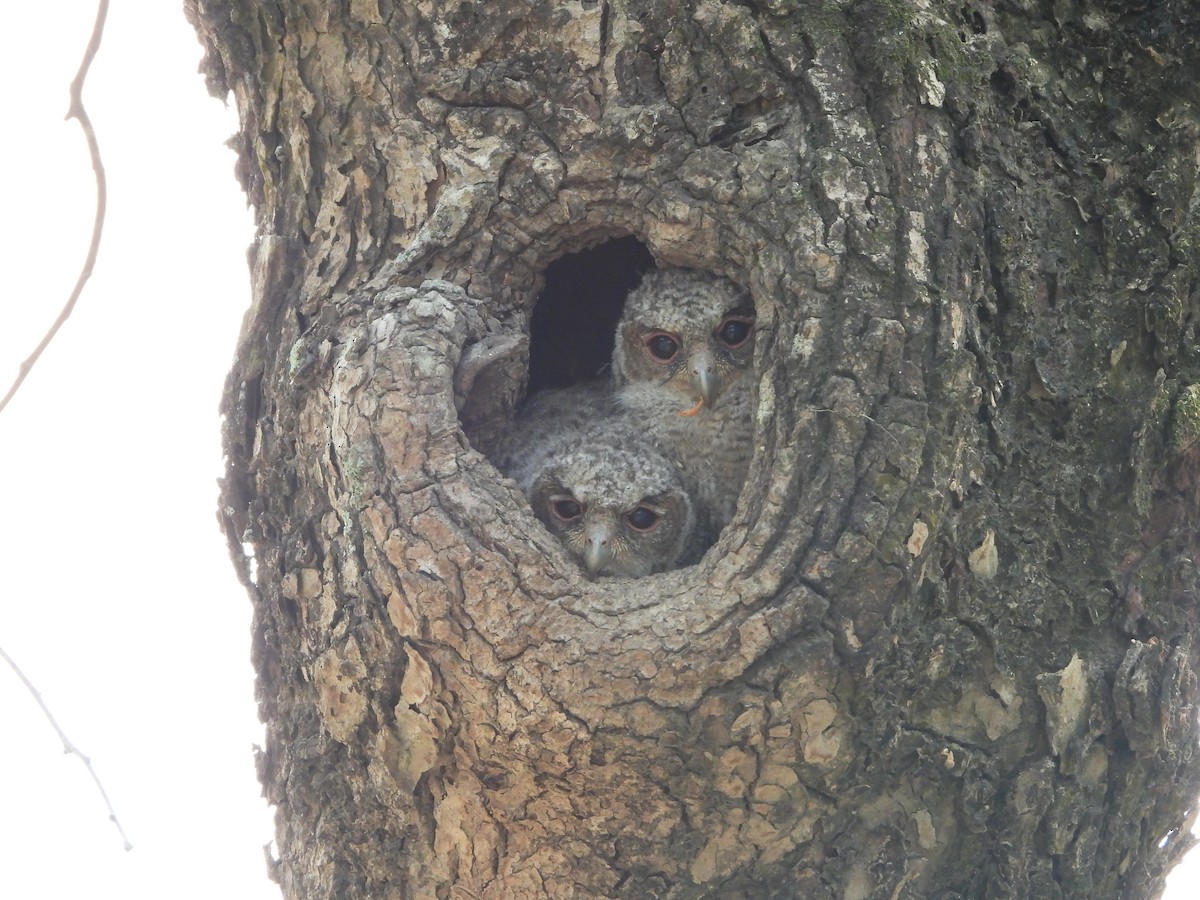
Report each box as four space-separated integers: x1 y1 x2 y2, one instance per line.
493 384 697 578
611 268 756 545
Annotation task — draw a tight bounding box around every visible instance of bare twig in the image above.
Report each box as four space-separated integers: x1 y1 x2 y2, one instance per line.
0 0 110 415
0 642 132 850
0 0 127 852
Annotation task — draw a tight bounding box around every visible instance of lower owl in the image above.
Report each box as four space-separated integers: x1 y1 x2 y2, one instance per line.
497 403 697 577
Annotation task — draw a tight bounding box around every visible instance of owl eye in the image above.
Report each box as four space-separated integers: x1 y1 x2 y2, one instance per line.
551 497 584 522
625 506 660 532
717 315 754 349
644 332 680 364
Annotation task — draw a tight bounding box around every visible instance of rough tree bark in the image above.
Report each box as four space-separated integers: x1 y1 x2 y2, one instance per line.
186 1 1200 897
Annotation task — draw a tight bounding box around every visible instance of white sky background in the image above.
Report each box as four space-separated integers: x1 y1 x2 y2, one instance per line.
0 3 1196 898
0 2 275 898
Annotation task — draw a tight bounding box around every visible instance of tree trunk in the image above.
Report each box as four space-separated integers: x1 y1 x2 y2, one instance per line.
186 0 1200 896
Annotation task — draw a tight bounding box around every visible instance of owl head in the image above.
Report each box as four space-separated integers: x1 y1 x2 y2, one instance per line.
524 425 695 578
612 268 755 416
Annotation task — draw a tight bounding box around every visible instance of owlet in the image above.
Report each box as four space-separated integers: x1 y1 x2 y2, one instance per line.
611 268 756 546
493 384 698 578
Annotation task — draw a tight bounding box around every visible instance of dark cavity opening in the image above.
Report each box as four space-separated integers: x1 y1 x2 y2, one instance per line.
527 236 656 392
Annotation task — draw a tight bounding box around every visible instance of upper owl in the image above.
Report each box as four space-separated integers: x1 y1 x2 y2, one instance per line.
611 268 756 543
612 268 756 418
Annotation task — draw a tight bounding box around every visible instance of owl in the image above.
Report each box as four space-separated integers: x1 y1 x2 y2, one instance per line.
493 385 697 578
611 268 756 544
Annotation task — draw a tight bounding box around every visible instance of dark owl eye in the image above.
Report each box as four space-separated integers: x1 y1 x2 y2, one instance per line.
626 506 660 532
644 332 680 363
717 315 753 349
551 497 584 522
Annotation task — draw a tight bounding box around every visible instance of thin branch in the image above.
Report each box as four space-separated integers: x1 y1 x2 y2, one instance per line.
0 642 132 850
0 0 110 416
0 0 127 852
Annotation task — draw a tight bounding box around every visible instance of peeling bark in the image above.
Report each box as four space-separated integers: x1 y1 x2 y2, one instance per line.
187 1 1200 897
